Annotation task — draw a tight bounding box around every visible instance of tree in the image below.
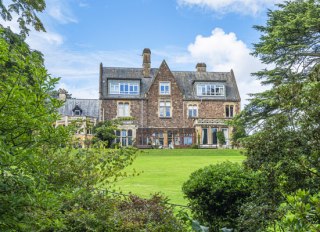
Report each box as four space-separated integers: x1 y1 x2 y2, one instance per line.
92 120 118 147
0 25 68 230
216 131 226 147
0 0 46 35
232 0 320 230
92 117 133 147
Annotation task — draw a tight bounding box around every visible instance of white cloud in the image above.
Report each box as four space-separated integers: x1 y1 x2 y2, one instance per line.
178 0 283 15
173 28 269 106
46 0 78 24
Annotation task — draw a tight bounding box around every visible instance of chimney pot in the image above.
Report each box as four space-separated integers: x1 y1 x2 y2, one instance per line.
196 63 206 72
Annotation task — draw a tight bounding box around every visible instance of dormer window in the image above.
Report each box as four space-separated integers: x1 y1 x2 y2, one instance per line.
196 83 225 96
72 105 82 116
159 82 170 95
109 81 139 95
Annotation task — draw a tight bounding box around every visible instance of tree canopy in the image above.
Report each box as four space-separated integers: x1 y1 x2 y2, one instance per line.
0 0 46 35
231 0 320 230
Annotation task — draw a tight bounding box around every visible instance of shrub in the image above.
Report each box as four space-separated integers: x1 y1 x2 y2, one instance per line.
191 144 199 149
182 162 257 231
275 190 320 232
217 131 226 147
114 194 188 232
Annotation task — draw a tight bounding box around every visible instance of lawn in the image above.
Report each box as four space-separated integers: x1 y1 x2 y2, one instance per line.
114 149 245 206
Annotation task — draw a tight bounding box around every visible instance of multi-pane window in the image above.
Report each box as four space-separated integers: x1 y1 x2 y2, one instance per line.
225 105 234 118
159 82 170 95
183 133 193 145
196 83 225 96
118 102 130 117
159 100 171 117
188 105 198 118
115 129 133 146
110 82 139 95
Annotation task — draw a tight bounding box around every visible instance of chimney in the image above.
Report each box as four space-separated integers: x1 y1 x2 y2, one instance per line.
142 48 151 77
196 63 206 72
58 88 67 101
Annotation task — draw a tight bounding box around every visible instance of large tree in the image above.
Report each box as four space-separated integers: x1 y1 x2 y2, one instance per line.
232 0 320 230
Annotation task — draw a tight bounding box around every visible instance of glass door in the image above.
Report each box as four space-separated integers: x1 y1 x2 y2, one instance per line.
212 128 218 145
202 128 208 145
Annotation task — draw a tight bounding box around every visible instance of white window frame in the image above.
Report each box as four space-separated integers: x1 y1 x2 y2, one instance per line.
159 82 171 95
196 83 225 96
159 100 171 118
117 102 130 117
74 110 81 116
225 105 234 118
115 129 133 146
110 82 139 95
188 105 198 118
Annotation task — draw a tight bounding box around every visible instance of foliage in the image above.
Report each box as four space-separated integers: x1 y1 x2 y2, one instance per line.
182 162 257 231
115 193 188 232
0 0 46 35
252 0 320 72
274 190 320 232
217 131 226 147
229 123 247 148
230 0 320 230
0 25 68 230
50 88 73 99
92 117 134 147
191 144 199 149
92 120 118 147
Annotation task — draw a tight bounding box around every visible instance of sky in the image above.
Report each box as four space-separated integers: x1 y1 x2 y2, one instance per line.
1 0 283 106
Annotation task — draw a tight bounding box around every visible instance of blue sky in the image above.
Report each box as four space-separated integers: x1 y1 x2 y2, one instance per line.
2 0 282 105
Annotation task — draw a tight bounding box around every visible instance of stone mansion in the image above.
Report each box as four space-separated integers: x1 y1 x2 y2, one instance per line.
99 48 240 148
58 48 241 148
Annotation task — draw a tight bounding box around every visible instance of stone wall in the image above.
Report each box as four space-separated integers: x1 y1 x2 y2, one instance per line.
146 61 186 128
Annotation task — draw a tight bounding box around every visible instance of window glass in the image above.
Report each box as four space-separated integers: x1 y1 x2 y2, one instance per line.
225 105 234 118
159 100 171 117
74 110 81 116
196 83 225 96
184 137 192 145
110 82 139 95
188 105 198 117
159 82 170 95
118 102 130 117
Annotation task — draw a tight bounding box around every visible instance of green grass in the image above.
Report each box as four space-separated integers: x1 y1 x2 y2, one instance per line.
115 149 245 205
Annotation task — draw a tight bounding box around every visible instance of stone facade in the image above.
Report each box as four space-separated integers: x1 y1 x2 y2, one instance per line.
99 49 241 148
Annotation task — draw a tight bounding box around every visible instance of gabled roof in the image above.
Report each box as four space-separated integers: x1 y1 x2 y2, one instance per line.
100 63 240 102
58 99 99 118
